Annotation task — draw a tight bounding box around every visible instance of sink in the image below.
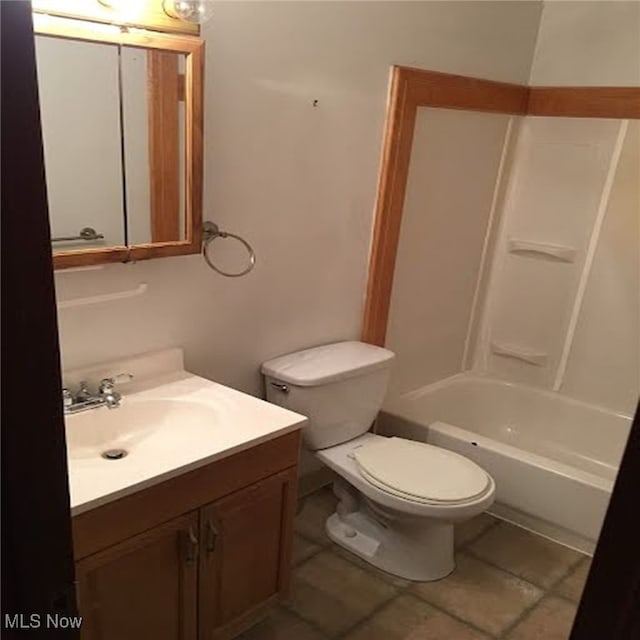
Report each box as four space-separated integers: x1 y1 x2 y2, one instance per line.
62 349 307 515
65 398 218 460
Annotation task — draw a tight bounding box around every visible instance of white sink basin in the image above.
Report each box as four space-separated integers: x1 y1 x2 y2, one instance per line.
65 398 218 460
63 349 307 516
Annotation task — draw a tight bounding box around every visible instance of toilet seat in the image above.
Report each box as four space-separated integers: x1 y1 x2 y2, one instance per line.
353 437 490 505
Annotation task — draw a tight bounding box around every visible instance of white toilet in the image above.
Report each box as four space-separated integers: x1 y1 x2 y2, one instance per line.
262 341 495 581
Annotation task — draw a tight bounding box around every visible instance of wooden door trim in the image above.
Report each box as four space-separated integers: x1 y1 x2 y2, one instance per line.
528 87 640 119
361 67 417 347
401 66 530 114
361 64 640 346
362 66 529 346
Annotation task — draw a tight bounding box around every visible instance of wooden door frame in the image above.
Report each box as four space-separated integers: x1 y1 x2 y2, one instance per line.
361 65 640 346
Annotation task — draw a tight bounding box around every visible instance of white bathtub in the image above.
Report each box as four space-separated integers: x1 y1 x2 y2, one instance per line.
381 374 634 553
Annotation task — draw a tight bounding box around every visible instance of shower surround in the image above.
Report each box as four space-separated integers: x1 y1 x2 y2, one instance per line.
383 115 639 552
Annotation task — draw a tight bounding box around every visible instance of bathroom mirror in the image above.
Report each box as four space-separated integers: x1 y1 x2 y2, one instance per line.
33 15 203 269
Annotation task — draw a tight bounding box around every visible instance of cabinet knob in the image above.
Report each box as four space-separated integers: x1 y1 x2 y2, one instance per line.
184 526 199 563
205 520 219 553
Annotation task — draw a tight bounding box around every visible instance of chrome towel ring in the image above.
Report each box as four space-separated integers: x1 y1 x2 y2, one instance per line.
202 221 256 277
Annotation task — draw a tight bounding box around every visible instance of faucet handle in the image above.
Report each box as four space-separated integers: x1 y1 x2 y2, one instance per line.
62 388 73 408
98 373 133 393
75 380 92 402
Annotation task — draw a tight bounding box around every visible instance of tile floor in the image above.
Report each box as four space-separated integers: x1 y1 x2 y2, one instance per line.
238 488 591 640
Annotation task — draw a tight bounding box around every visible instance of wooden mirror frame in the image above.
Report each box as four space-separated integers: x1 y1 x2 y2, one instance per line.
33 14 204 269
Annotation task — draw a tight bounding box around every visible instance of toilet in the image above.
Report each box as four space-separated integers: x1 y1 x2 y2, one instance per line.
262 341 495 581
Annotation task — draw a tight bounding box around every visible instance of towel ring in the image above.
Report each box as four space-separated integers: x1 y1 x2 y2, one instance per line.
202 221 256 277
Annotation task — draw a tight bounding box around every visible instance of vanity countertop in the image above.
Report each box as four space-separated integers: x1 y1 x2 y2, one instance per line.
64 350 306 516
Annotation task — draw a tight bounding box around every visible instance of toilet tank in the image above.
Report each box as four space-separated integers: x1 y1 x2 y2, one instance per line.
262 341 395 450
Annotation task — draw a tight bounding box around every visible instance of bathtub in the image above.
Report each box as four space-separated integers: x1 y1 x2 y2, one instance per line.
380 374 634 553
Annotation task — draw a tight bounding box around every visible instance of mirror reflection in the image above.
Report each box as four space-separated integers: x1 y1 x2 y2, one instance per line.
36 35 124 250
35 36 187 255
121 46 186 245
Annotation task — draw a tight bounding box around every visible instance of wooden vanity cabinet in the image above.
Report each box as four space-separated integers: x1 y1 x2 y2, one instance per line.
199 470 296 640
72 432 300 640
75 512 199 640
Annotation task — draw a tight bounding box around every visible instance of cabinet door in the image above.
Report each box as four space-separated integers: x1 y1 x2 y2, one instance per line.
199 468 297 639
76 511 199 640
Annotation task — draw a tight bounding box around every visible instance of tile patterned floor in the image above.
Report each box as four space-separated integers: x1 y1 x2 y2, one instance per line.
237 488 589 640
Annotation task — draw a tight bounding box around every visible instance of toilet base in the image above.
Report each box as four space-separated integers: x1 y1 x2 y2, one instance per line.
325 509 455 582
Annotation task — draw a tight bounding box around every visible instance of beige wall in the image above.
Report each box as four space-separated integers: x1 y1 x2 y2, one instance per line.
55 1 542 395
530 0 640 86
385 108 512 397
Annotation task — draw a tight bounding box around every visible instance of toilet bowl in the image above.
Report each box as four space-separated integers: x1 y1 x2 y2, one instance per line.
317 432 495 580
262 341 495 581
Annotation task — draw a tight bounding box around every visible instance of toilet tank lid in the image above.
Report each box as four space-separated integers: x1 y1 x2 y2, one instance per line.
261 341 395 386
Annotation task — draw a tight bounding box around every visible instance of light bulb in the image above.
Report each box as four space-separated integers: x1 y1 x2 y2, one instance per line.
163 0 215 24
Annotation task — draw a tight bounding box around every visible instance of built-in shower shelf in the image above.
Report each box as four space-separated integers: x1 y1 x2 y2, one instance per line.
507 239 577 263
490 341 548 366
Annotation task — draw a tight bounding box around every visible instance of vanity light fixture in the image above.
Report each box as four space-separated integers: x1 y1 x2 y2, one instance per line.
33 12 123 35
162 0 214 24
97 0 146 20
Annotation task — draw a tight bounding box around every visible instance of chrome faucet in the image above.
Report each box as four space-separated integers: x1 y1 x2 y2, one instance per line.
62 373 133 415
98 377 124 409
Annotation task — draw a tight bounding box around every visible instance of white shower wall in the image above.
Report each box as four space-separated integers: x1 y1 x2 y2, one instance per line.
384 1 639 416
560 122 640 412
472 118 639 415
